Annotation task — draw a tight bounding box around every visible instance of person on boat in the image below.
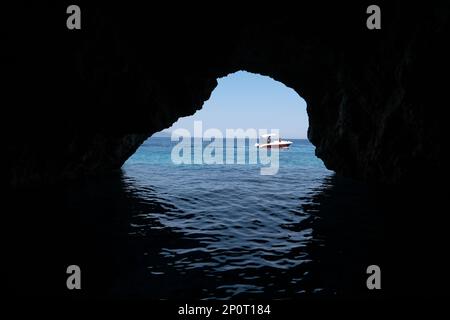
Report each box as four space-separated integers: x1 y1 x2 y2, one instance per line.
267 136 271 144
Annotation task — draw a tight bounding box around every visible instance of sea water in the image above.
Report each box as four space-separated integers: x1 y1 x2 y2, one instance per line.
6 137 384 298
117 137 383 298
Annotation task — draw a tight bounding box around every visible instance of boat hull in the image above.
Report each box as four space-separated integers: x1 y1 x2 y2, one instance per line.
255 141 293 149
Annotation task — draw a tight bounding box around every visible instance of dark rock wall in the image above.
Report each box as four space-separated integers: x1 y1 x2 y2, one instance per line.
3 2 448 188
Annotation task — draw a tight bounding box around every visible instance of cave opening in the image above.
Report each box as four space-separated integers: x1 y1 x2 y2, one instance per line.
116 71 337 298
122 70 333 194
124 70 326 173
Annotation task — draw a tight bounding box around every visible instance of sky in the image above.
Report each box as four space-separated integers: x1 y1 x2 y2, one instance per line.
159 71 309 139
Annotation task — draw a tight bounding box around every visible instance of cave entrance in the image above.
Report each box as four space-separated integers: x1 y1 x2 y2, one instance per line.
122 69 332 202
124 71 322 175
119 71 333 299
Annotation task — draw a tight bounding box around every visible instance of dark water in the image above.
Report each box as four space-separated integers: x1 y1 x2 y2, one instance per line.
6 138 386 299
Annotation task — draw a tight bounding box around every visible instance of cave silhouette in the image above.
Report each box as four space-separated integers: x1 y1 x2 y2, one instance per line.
5 2 447 189
3 2 448 299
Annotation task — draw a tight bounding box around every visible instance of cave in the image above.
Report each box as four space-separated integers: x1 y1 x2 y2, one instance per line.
4 2 448 189
3 2 449 300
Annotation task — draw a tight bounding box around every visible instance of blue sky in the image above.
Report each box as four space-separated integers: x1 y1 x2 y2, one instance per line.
160 71 309 139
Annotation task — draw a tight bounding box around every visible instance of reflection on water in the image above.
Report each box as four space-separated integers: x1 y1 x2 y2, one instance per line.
6 172 384 299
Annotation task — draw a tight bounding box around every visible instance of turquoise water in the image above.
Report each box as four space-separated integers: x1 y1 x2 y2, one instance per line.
124 137 330 181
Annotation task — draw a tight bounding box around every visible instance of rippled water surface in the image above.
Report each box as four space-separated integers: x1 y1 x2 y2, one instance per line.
7 137 384 299
117 137 382 298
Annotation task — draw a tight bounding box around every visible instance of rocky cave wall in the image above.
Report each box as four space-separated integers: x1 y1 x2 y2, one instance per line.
3 2 448 188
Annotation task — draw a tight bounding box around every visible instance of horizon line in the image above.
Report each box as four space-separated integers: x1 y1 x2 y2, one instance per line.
151 134 309 140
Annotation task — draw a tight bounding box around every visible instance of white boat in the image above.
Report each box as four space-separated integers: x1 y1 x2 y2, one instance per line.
255 134 293 149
